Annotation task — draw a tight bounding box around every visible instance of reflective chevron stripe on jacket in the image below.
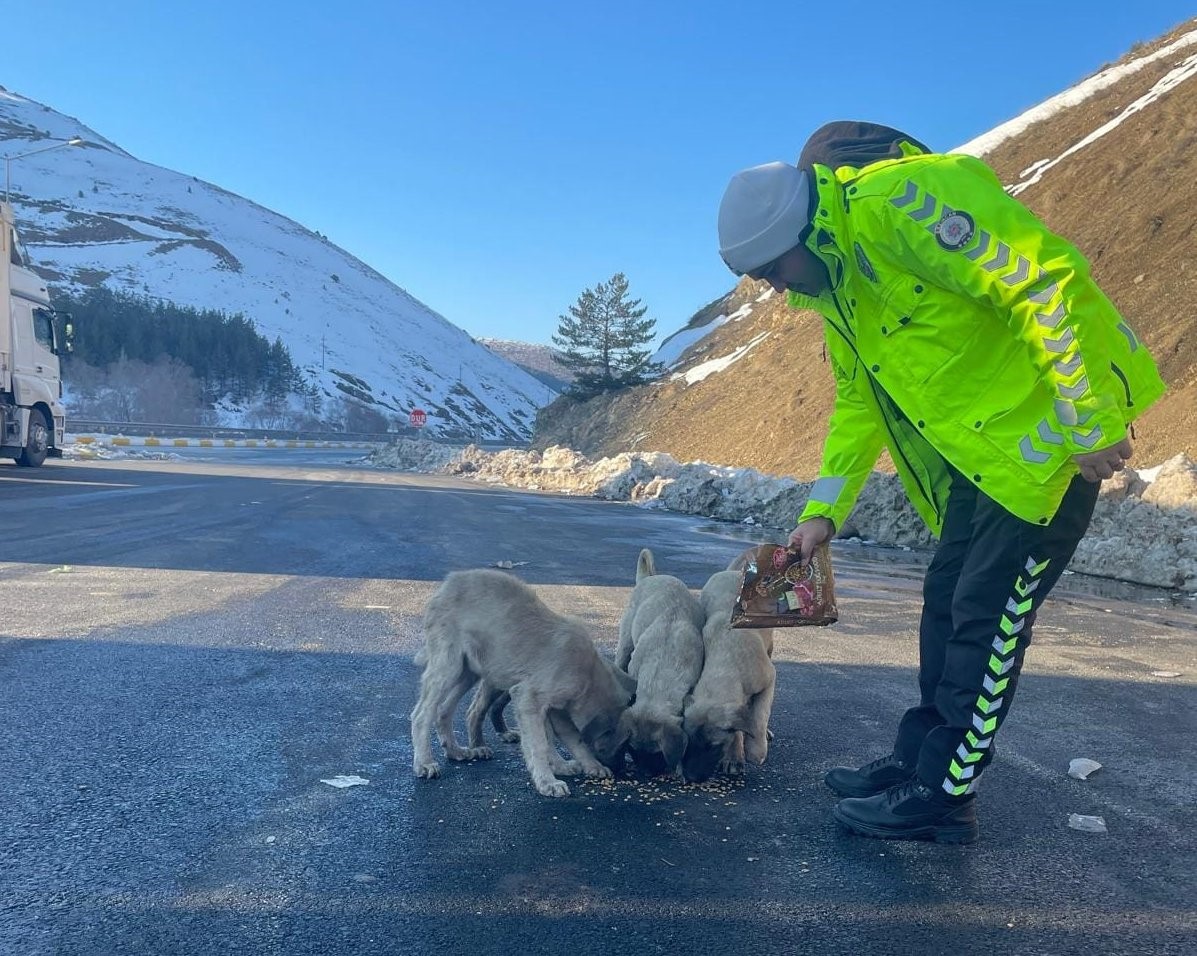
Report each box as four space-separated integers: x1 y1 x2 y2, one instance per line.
792 152 1165 534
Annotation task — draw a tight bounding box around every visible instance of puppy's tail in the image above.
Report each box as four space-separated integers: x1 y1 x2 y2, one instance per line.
635 548 656 583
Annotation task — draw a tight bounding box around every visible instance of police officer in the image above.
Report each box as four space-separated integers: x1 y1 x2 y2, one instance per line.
716 123 1165 843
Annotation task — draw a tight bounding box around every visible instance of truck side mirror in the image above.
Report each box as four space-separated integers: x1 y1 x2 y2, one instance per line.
65 322 75 353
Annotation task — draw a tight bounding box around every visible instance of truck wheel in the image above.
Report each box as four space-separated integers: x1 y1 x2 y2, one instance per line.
16 410 50 467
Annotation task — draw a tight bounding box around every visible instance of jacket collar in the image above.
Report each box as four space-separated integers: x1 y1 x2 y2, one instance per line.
785 164 851 312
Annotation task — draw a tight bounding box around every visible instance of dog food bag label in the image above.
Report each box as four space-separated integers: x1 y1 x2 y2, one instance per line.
730 543 838 628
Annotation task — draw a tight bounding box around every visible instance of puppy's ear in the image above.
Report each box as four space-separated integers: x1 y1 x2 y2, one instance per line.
716 704 754 738
657 721 687 769
681 695 705 731
612 666 637 703
613 717 634 751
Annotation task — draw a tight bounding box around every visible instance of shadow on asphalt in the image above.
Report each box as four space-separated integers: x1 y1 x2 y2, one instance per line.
2 620 1195 955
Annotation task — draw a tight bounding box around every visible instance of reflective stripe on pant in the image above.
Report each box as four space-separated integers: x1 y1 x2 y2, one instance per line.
893 467 1099 795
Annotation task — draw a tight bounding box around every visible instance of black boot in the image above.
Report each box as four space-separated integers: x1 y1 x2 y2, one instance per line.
824 753 913 798
832 779 978 844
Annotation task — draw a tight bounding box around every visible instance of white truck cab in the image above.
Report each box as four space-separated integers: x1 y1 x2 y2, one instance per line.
2 200 66 466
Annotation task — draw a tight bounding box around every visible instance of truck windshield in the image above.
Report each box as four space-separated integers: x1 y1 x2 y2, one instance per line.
9 227 25 266
33 309 56 352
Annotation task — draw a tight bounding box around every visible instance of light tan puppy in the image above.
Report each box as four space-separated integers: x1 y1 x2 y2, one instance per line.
465 685 519 747
681 567 777 782
615 549 706 773
411 569 635 797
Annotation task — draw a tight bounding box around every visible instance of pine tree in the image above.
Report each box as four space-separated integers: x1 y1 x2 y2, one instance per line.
51 286 304 410
551 273 664 397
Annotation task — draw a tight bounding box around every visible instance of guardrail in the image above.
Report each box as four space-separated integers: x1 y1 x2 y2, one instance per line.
69 434 379 451
67 419 524 448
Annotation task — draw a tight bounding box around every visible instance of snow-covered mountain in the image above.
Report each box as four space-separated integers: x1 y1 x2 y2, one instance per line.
0 86 545 440
479 338 573 394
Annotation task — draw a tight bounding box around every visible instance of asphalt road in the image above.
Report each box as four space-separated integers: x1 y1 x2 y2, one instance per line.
1 451 1194 955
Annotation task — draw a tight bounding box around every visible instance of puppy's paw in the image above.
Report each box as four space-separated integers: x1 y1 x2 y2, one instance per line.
499 731 521 744
552 759 584 776
535 777 571 798
745 744 769 766
465 746 493 761
414 760 442 779
584 763 614 780
717 759 745 776
442 741 483 765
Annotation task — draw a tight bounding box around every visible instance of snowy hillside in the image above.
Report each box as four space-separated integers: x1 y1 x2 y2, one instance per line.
652 24 1197 380
0 86 546 440
478 339 573 394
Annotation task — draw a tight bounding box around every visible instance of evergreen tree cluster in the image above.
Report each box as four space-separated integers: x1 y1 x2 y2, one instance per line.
551 273 663 398
52 286 304 403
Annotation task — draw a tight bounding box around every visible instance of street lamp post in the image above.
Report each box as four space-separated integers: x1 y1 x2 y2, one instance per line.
3 137 84 204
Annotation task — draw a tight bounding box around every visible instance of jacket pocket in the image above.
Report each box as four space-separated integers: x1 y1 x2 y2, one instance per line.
968 357 1068 477
876 281 984 387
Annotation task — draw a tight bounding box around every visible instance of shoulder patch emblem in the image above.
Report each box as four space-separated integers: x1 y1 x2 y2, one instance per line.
854 242 877 282
934 209 975 250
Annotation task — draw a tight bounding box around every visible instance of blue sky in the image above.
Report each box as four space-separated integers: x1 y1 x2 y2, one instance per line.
8 1 1195 345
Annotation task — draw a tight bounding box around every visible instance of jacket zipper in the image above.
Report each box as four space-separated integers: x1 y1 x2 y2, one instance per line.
1111 363 1134 408
825 288 942 525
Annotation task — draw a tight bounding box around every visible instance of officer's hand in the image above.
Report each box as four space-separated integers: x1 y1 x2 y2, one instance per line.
1072 437 1133 483
787 517 836 564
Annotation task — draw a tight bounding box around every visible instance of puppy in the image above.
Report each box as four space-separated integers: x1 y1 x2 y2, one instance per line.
411 569 636 797
466 686 519 747
466 681 626 773
681 568 777 783
614 549 705 774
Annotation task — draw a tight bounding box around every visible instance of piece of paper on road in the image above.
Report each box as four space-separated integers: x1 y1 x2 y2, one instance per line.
1068 758 1103 781
320 775 370 789
1068 813 1108 834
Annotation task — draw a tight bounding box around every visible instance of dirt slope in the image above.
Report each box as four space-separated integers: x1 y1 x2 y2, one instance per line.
535 19 1197 476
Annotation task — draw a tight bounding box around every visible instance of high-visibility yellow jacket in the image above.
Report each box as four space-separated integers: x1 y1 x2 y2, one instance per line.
792 151 1165 535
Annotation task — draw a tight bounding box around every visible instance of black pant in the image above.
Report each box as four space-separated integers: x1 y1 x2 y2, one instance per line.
893 467 1099 797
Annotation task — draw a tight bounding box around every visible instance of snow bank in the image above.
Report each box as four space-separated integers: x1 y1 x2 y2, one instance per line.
63 443 181 461
367 440 1197 591
1071 454 1197 590
362 438 466 472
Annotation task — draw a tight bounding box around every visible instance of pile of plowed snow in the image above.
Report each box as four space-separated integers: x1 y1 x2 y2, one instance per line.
62 443 181 461
365 441 1197 591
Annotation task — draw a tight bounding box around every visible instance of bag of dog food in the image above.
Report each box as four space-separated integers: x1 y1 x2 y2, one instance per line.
730 543 838 628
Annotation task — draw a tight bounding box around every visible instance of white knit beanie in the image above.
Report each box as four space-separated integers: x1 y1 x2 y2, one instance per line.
717 162 811 274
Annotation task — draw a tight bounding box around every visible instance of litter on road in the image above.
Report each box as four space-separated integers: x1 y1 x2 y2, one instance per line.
1068 814 1109 834
1068 758 1103 780
319 774 370 789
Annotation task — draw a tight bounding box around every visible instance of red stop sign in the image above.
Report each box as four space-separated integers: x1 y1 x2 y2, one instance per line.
409 408 427 428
